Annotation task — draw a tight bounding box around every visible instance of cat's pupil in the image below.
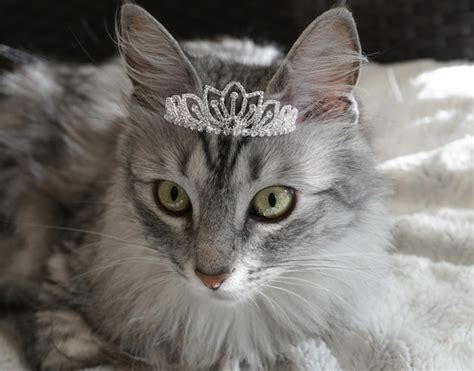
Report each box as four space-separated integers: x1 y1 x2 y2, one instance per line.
268 193 277 208
170 186 178 201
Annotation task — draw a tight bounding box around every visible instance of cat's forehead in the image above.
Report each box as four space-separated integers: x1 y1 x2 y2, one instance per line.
176 130 314 196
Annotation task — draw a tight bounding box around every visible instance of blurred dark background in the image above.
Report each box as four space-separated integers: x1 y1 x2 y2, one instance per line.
0 0 473 64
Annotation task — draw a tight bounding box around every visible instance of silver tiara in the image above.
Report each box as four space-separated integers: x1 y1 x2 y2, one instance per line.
163 81 297 137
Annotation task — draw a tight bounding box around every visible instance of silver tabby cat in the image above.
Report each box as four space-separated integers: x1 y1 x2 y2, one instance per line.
0 4 390 370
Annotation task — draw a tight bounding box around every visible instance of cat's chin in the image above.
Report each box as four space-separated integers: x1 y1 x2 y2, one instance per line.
206 289 251 306
185 280 250 306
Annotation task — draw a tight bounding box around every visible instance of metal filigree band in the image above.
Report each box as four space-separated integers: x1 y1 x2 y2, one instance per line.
164 81 297 137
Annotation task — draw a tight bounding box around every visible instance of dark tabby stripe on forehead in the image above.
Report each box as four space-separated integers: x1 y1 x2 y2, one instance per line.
249 152 263 182
198 133 251 185
226 136 250 175
178 149 191 177
198 133 214 170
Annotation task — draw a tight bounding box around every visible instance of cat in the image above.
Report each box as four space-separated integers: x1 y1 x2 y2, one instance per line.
0 4 390 370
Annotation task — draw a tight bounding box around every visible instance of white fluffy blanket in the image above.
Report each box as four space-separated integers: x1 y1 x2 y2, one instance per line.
1 60 473 370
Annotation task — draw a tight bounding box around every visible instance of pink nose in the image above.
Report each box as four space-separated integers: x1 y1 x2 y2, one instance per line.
195 270 229 290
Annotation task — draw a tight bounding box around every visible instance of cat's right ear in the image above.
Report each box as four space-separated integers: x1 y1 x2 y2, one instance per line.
119 4 201 107
266 8 363 122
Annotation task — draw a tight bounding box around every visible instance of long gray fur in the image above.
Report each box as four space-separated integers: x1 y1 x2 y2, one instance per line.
0 4 390 370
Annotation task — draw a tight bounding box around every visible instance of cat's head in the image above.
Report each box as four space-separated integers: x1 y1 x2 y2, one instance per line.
91 5 388 360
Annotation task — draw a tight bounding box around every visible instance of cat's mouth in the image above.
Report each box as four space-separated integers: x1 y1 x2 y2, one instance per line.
181 262 251 303
207 289 237 303
193 281 254 305
188 277 239 302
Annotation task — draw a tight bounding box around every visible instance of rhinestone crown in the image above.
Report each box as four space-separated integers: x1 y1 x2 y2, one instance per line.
164 81 297 137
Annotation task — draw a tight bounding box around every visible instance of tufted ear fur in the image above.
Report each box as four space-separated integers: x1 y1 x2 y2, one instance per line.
119 4 201 108
266 8 363 122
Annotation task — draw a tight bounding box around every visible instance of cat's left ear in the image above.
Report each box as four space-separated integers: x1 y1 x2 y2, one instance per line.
119 4 201 106
266 8 362 122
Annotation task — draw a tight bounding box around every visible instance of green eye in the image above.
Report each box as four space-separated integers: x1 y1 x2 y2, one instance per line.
155 180 191 214
251 186 295 220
